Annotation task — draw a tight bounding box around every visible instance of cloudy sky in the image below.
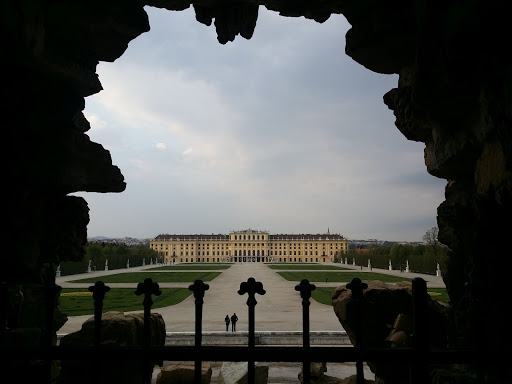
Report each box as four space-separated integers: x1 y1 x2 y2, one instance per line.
75 6 446 242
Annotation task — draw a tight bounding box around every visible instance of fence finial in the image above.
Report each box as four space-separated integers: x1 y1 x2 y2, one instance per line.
295 279 316 301
238 277 266 306
189 279 210 304
347 277 367 300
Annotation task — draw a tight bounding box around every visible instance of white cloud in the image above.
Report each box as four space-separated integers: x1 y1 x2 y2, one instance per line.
85 113 107 132
79 7 445 241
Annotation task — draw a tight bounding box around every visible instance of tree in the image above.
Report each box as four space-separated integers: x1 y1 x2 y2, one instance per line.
86 243 105 270
423 227 441 258
390 243 407 269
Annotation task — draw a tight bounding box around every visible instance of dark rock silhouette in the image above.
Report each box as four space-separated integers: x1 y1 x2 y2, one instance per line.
2 1 510 383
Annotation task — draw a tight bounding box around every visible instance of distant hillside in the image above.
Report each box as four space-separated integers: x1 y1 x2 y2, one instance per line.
87 236 151 246
88 236 111 241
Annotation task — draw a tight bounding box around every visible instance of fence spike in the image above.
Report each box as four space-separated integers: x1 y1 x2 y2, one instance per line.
238 277 266 384
189 280 209 384
347 277 367 384
295 279 316 384
135 277 161 384
88 281 110 346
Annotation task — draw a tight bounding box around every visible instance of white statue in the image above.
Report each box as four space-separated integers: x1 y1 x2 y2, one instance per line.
126 259 130 268
56 265 61 277
436 263 441 277
406 260 410 272
87 260 91 273
105 259 108 271
389 260 392 270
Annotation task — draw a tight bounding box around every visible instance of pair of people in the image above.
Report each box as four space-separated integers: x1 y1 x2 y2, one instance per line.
225 313 238 332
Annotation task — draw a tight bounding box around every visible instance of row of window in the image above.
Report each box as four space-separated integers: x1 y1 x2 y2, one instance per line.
163 250 340 257
232 234 266 240
166 257 329 263
153 243 347 249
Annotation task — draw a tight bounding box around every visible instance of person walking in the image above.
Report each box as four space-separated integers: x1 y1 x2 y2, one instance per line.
224 315 230 332
230 313 238 332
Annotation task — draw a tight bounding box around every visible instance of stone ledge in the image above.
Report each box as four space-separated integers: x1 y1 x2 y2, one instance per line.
57 331 351 346
164 331 350 346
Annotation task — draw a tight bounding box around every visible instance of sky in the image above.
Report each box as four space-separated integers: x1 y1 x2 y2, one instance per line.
75 6 446 242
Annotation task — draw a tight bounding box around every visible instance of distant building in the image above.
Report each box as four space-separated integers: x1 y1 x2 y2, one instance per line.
150 229 348 263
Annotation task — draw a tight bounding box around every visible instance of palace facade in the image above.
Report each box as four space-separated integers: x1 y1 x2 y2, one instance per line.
150 229 348 263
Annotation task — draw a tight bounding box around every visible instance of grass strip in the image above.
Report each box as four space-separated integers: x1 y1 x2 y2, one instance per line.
311 287 449 305
266 264 351 270
58 288 192 316
277 271 412 283
146 264 231 270
311 287 337 305
68 271 221 284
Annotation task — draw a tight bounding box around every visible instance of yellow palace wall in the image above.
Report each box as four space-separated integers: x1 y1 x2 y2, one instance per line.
150 229 348 263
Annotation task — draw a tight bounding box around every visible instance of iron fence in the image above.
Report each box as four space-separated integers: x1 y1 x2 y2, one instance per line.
1 277 481 384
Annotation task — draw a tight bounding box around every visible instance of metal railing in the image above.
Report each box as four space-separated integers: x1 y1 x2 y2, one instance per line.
1 277 481 384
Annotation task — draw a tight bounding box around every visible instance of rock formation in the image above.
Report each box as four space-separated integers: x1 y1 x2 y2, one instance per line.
332 281 448 384
218 361 269 384
58 311 166 384
1 1 511 383
157 363 213 384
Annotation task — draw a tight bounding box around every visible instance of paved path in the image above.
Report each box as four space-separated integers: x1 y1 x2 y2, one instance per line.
56 263 444 334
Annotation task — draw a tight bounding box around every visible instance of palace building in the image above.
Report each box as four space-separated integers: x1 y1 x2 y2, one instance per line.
150 229 348 263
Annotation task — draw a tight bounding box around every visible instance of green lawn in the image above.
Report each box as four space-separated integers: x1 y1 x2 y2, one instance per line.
311 287 336 305
68 271 221 284
147 264 232 270
278 271 412 283
58 288 193 316
425 288 450 303
311 287 449 306
266 264 351 270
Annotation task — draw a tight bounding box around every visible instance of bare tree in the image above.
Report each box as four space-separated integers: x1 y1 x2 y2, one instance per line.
423 227 440 258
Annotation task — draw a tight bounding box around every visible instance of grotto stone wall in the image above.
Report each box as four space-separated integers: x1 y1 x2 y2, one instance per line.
1 0 510 383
